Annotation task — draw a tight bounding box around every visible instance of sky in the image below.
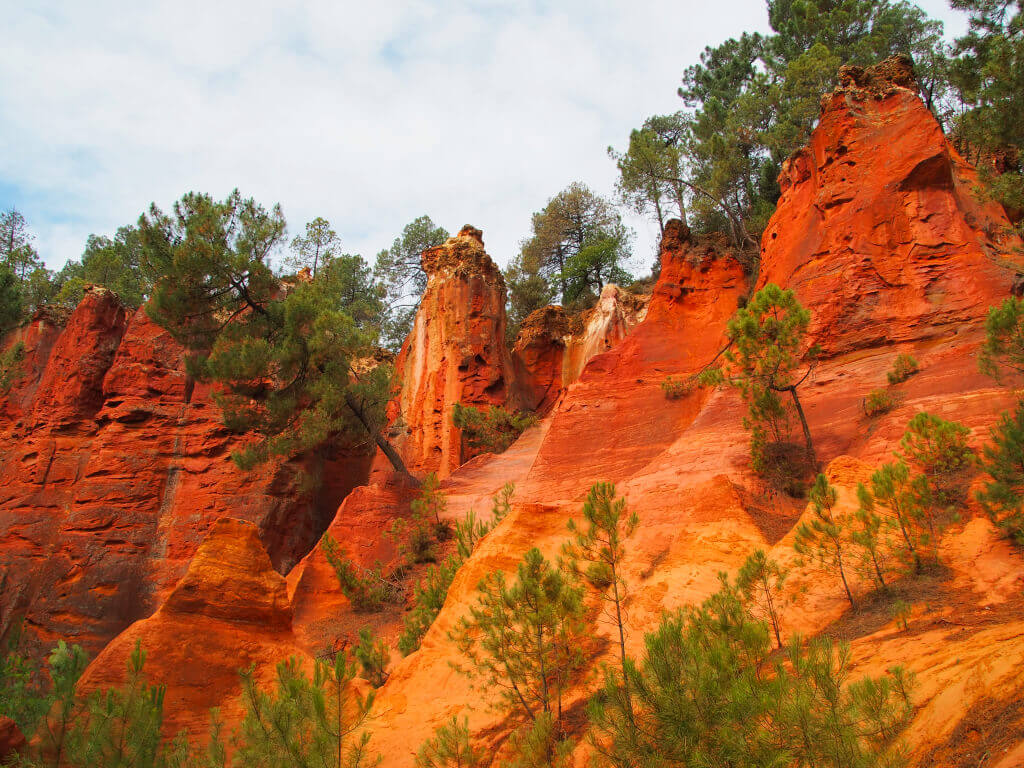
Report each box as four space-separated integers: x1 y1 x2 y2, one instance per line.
0 1 967 276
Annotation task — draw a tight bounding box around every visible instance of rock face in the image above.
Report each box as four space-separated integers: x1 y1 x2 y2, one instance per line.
0 299 370 658
78 518 310 738
386 226 524 478
759 54 1024 463
762 56 1019 355
4 56 1024 768
511 287 651 416
355 63 1024 765
511 304 569 414
562 283 650 385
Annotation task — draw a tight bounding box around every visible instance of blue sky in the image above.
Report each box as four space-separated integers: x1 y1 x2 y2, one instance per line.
0 1 966 274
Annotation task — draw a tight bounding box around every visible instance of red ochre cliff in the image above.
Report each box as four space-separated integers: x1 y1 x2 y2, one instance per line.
0 290 370 660
4 56 1024 766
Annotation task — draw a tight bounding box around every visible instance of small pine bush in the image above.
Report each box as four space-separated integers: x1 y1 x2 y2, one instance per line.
887 353 920 384
455 482 512 560
353 627 390 688
891 600 912 631
399 484 515 655
661 375 694 399
977 401 1024 546
415 716 484 768
322 534 403 612
863 388 901 417
452 403 536 454
397 557 461 656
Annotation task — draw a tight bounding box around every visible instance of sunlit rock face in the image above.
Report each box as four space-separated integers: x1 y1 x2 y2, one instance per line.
385 225 523 478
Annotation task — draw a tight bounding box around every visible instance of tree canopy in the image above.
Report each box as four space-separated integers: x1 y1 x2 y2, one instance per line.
138 190 408 475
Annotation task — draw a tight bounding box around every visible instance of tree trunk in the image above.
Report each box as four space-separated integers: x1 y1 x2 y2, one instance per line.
785 386 815 466
344 393 414 480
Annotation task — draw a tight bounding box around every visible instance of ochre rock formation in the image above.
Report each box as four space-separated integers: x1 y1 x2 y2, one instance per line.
78 518 310 738
355 60 1024 764
4 56 1024 768
385 226 523 478
562 283 650 385
759 54 1024 464
510 304 569 414
383 225 649 478
0 298 369 658
512 286 650 416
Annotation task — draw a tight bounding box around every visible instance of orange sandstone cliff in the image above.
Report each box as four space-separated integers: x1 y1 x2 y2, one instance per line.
3 56 1024 767
384 226 523 479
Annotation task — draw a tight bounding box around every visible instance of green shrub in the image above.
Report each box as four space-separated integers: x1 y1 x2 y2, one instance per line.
415 716 484 768
891 600 912 631
452 403 536 454
321 534 403 612
900 411 975 507
396 556 461 656
0 622 49 737
661 375 694 399
977 401 1024 547
454 482 512 560
353 627 389 688
398 484 515 656
887 353 920 385
0 341 26 394
589 578 914 767
234 651 376 768
863 388 901 417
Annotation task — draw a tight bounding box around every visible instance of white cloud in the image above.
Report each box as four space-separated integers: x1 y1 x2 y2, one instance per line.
0 0 966 274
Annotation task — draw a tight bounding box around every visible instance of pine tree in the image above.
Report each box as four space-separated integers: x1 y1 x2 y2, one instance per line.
501 712 573 768
853 485 892 590
0 263 22 332
608 113 690 236
411 473 450 542
899 412 975 508
414 717 483 768
794 473 856 607
321 534 403 613
589 576 913 767
702 283 818 474
518 183 632 304
286 217 340 278
735 549 789 649
979 296 1024 384
562 483 637 676
450 548 587 727
977 400 1024 546
864 461 930 573
69 641 180 768
396 556 461 656
373 216 448 351
352 628 389 689
33 641 90 768
0 623 49 738
137 190 410 477
234 651 376 768
398 485 515 656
